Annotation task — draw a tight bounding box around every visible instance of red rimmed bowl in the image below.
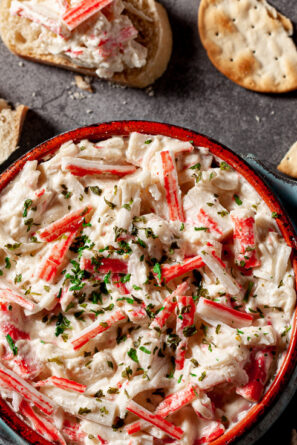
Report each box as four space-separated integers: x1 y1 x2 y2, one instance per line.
0 121 296 445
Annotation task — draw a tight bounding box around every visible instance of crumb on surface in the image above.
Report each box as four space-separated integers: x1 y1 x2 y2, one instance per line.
74 75 94 93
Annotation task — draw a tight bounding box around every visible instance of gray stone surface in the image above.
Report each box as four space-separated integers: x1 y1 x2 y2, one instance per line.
0 0 296 444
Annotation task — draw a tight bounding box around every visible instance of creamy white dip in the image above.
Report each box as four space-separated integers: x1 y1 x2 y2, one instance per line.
0 133 294 444
10 0 148 79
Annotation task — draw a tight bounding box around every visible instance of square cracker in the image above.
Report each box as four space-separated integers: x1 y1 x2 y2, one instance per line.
198 0 297 93
277 141 297 178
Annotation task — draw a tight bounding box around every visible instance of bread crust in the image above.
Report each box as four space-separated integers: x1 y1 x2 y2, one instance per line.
0 0 172 88
0 100 28 163
198 0 297 93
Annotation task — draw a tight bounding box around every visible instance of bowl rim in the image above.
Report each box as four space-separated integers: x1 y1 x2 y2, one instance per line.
0 120 296 445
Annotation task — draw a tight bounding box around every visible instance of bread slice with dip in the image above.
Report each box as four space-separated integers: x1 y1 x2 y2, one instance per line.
0 0 172 88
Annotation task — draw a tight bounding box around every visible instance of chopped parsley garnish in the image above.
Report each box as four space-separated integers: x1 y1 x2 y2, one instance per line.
14 274 22 284
220 161 231 170
65 260 86 291
139 346 151 354
127 348 139 363
122 199 133 211
55 313 71 337
23 199 33 217
78 407 92 415
121 274 131 283
134 238 147 248
180 223 185 231
281 326 291 337
145 139 152 144
194 227 208 231
153 263 162 282
24 218 34 232
61 184 72 200
198 371 206 381
183 325 197 337
190 358 199 367
5 243 21 250
272 212 281 219
6 334 17 356
104 197 116 209
4 257 11 269
243 281 254 302
233 194 242 206
90 186 102 196
190 163 201 170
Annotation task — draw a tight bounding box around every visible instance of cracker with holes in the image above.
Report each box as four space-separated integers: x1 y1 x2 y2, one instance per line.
278 141 297 178
198 0 297 92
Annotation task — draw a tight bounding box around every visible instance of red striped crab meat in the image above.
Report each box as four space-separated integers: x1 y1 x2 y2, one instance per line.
236 349 274 402
126 400 184 440
197 297 253 329
62 0 113 31
38 206 93 242
192 395 225 444
157 150 185 222
11 0 70 38
61 157 136 177
126 384 198 435
184 188 232 241
231 209 261 270
38 230 78 283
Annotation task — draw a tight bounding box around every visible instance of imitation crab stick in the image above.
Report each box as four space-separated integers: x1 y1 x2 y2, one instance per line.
11 1 69 38
157 256 205 284
0 322 30 341
19 400 66 445
199 248 240 295
38 206 92 242
159 150 185 222
71 310 126 350
126 400 184 440
0 285 35 311
197 298 253 329
0 362 55 415
62 0 113 31
112 273 130 295
175 295 196 370
150 281 189 330
126 384 198 435
195 419 225 444
61 157 137 177
231 212 260 269
156 384 198 418
192 396 225 443
197 209 223 237
81 257 128 274
38 231 77 283
236 350 273 402
35 376 86 393
62 420 86 442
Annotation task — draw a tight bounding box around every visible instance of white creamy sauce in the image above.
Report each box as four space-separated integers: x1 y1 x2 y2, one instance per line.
10 0 148 78
0 133 294 444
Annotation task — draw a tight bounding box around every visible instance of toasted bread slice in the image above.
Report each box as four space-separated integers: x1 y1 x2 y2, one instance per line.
0 99 28 163
198 0 297 93
0 0 172 88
